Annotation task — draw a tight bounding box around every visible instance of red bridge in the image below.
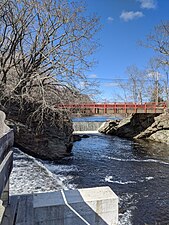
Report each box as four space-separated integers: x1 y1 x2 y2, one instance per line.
56 102 167 114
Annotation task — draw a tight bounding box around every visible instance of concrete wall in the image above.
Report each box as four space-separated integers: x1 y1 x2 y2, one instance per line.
73 122 104 132
33 186 118 225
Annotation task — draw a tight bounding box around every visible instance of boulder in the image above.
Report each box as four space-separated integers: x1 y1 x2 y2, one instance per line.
99 113 160 139
73 134 82 142
1 98 74 160
99 112 169 145
135 113 169 144
73 134 90 142
81 134 90 138
115 113 159 138
98 120 119 134
6 118 73 160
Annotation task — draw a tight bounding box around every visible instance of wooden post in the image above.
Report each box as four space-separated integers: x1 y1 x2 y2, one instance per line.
94 104 96 114
144 103 147 113
124 103 127 114
154 103 156 113
1 181 9 207
114 103 117 114
104 103 107 114
134 103 137 113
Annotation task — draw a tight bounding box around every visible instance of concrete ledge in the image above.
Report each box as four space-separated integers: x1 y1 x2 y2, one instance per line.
73 131 99 134
33 186 118 225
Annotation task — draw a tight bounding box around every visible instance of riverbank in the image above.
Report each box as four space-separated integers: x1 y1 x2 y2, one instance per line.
99 112 169 144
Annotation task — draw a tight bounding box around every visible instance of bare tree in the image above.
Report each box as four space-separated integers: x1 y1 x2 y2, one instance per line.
125 65 148 103
146 58 165 104
142 21 169 103
144 21 169 67
0 0 100 131
115 22 169 104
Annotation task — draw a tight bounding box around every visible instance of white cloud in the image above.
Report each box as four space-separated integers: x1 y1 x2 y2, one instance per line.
104 82 119 87
120 11 144 22
107 17 114 22
138 0 157 9
88 74 97 78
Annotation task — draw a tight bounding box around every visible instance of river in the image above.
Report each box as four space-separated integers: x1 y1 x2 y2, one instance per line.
10 116 169 225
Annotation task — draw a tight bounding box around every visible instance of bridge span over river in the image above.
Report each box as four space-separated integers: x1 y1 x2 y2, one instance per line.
57 102 167 115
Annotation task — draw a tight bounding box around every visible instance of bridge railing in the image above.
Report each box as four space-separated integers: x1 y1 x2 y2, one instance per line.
0 111 14 223
56 102 167 114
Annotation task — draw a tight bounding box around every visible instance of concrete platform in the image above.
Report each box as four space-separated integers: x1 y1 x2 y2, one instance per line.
34 186 118 225
2 187 118 225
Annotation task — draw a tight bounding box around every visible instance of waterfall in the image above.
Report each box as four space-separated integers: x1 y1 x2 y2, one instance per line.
73 122 104 132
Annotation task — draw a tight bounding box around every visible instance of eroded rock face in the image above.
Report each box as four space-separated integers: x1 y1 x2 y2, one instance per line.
99 112 169 144
116 113 160 138
99 113 160 139
135 113 169 144
1 99 74 160
98 120 119 134
6 118 73 160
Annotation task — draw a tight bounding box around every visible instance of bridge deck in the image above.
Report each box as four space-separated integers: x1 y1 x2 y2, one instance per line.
1 194 33 225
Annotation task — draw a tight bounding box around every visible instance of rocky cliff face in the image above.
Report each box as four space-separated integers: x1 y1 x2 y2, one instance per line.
135 113 169 144
99 113 160 139
6 118 73 160
99 112 169 145
1 99 73 160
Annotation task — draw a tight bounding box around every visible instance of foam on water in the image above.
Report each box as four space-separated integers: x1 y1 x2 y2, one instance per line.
107 156 169 165
10 148 76 195
105 176 136 184
44 163 78 174
145 176 154 181
119 210 133 225
105 175 154 185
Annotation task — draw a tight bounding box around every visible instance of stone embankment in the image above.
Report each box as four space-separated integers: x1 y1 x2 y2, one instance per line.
99 112 169 144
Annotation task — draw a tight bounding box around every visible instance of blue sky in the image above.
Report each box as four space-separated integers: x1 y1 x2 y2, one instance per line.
84 0 169 101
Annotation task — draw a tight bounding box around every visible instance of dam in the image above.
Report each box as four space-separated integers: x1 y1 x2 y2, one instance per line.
73 121 104 133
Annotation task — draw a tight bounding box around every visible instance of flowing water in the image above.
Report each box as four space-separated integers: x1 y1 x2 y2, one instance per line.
10 116 169 225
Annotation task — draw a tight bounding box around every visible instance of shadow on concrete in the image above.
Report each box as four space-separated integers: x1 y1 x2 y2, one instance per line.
33 188 117 225
62 189 109 225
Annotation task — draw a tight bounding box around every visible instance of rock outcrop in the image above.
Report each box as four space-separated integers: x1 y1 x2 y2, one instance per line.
99 113 160 139
1 99 73 160
135 113 169 144
98 120 120 134
6 118 73 160
99 112 169 144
